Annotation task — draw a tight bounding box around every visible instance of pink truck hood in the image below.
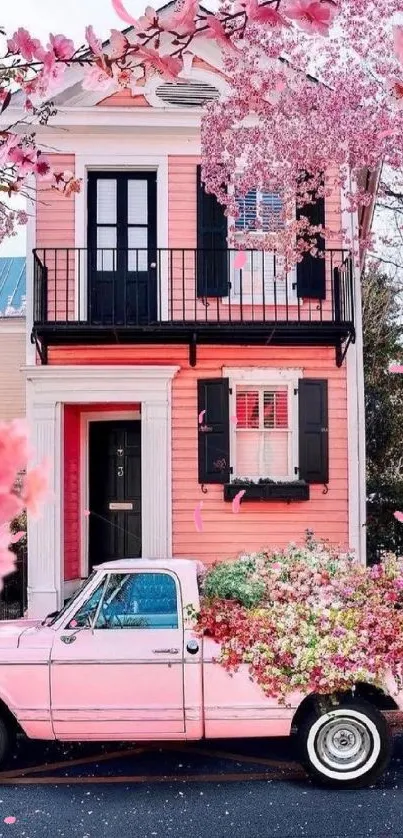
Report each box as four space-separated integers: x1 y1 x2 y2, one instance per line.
0 618 42 648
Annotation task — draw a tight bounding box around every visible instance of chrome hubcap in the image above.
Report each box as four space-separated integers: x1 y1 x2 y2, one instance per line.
316 718 372 771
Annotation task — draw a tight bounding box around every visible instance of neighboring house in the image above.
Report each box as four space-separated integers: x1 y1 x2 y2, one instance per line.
6 6 373 616
0 257 26 422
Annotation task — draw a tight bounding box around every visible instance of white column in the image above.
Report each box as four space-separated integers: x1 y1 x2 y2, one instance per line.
141 397 172 558
26 388 63 617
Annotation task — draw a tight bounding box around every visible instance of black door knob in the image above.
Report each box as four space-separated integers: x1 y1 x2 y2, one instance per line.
186 639 199 655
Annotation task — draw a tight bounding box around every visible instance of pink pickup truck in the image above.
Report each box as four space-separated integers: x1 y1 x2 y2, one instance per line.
0 558 401 787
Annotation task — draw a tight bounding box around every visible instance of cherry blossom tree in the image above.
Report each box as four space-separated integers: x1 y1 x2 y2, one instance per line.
0 0 402 258
0 421 48 589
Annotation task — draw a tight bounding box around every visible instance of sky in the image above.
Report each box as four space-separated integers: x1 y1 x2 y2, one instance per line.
0 0 148 257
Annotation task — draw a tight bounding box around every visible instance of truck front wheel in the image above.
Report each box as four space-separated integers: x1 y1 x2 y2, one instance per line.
297 700 391 788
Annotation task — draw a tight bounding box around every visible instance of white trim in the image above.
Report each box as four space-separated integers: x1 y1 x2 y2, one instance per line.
341 171 366 563
74 155 169 321
25 175 36 366
223 367 302 483
223 367 302 383
79 409 141 581
25 365 179 617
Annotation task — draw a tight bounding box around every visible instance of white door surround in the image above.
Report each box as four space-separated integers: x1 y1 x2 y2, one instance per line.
25 365 179 617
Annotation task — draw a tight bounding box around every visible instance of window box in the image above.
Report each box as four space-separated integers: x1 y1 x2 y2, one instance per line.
224 480 310 502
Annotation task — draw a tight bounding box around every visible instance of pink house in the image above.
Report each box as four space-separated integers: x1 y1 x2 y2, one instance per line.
17 7 372 616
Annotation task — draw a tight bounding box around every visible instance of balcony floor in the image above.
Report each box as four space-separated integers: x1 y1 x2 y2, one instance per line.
32 319 355 367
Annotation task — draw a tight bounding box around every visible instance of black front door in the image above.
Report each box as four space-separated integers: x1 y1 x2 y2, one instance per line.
89 421 141 567
87 171 157 326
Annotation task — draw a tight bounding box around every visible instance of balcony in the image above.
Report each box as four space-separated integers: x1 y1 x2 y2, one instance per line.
32 247 355 366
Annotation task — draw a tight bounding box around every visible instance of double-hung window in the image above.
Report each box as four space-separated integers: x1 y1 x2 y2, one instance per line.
233 381 295 481
230 188 296 304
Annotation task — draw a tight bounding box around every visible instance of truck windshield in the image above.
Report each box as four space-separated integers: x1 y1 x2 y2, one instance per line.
46 572 98 627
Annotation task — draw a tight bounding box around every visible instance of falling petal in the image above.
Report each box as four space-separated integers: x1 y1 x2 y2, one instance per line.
394 511 403 524
389 364 403 373
84 509 91 518
230 415 238 426
194 502 203 533
4 817 16 825
234 251 247 270
198 410 206 424
232 490 246 514
69 619 78 628
9 531 24 544
111 0 143 27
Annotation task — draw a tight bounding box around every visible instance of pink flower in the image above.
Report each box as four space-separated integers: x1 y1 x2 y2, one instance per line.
388 79 403 108
162 0 198 35
0 420 30 492
85 25 104 58
203 15 238 50
21 462 49 519
109 29 129 60
8 146 37 176
35 155 51 178
0 494 23 527
136 48 182 80
389 364 403 373
111 0 145 27
284 0 337 36
48 34 75 61
7 28 42 61
394 26 403 67
8 531 25 545
82 65 113 92
246 0 288 27
3 817 17 825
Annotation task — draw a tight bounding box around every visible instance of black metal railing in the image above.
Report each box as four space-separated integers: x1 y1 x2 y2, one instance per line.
33 247 354 330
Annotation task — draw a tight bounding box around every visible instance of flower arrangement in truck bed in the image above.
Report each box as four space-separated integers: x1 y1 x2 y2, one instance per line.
194 532 403 701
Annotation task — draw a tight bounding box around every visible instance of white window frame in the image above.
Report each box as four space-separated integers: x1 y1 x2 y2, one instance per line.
224 184 298 306
224 367 302 483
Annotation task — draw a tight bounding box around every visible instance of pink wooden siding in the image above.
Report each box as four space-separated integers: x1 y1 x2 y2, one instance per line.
36 154 75 323
54 344 348 563
97 90 149 107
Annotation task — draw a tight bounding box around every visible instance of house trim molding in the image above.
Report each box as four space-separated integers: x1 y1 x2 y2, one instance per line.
79 409 141 585
25 365 179 617
74 154 169 321
223 366 302 484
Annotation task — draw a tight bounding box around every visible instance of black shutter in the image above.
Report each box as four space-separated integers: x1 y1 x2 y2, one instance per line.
298 379 329 484
296 176 326 300
198 378 230 484
196 165 229 297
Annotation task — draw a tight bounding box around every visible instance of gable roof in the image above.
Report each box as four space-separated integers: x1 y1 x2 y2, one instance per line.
0 258 26 317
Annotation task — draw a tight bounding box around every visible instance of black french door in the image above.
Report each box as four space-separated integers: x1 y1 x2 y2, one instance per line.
87 171 157 325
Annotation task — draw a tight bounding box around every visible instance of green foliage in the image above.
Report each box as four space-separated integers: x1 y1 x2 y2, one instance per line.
363 269 403 562
202 555 266 607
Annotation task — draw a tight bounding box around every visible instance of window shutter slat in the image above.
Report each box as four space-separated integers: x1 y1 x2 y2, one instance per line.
198 378 230 483
196 165 229 297
296 175 326 300
298 379 329 483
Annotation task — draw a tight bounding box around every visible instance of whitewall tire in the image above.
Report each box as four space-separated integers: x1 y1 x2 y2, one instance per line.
297 700 391 788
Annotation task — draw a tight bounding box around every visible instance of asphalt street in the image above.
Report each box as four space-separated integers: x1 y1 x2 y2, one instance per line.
0 734 402 838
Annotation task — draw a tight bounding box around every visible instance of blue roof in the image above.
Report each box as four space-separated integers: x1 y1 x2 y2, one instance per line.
0 258 26 317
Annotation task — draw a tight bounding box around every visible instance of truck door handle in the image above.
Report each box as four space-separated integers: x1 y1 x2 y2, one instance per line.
152 648 179 654
61 635 76 644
